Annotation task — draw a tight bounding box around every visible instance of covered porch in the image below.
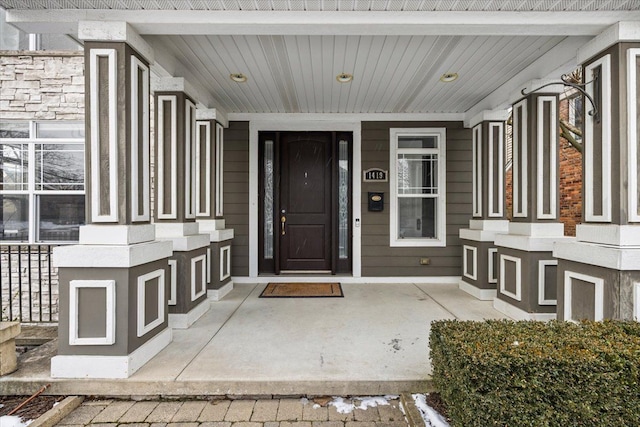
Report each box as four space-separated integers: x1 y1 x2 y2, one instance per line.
1 281 506 395
2 0 640 383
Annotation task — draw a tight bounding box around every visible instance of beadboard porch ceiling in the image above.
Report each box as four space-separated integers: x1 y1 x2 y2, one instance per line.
3 1 640 118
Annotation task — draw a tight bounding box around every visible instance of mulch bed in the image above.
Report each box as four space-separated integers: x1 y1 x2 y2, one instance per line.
0 395 66 421
426 392 450 422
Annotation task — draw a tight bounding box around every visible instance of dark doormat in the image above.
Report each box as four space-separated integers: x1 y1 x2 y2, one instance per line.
260 282 343 298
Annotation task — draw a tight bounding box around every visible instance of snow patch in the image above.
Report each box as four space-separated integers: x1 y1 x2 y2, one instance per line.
0 415 32 427
328 395 397 414
412 394 450 427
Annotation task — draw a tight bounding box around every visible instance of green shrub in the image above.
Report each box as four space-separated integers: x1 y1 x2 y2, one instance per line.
429 320 640 427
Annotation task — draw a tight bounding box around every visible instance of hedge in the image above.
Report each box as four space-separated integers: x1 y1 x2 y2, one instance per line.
430 320 640 427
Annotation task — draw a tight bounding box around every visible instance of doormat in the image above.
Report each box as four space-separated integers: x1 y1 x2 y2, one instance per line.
260 282 343 298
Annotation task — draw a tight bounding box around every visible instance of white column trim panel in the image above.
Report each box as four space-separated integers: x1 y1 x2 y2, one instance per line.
628 48 640 223
513 99 528 218
538 259 558 306
563 271 604 322
499 254 522 301
536 96 558 220
195 121 212 217
215 123 224 217
130 55 150 222
585 54 612 222
69 280 116 346
488 122 504 217
90 48 118 223
462 245 477 281
206 247 211 284
191 254 207 301
136 269 165 337
168 259 177 306
472 124 482 217
220 245 231 281
157 95 178 220
185 99 197 219
488 247 498 284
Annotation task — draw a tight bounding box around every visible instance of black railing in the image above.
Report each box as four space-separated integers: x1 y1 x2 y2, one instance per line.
0 245 58 323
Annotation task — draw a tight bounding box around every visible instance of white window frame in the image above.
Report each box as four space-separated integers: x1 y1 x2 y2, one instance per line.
0 120 85 243
389 127 447 247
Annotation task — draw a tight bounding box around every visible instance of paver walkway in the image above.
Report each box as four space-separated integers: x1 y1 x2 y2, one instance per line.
57 397 409 427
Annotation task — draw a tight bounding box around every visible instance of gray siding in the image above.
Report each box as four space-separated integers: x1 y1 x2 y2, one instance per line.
224 121 250 277
361 121 472 276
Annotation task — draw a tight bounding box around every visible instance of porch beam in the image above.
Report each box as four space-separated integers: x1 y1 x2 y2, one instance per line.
7 10 640 37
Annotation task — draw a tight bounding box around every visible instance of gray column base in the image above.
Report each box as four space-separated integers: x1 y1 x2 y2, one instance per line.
167 243 210 317
207 238 234 293
51 328 172 378
459 239 499 299
208 281 234 301
168 297 210 329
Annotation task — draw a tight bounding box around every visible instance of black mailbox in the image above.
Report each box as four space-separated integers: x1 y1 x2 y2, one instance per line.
368 192 384 212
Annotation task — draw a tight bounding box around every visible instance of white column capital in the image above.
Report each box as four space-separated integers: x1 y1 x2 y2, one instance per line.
196 108 229 128
467 109 510 128
152 77 201 104
578 21 640 64
79 21 154 64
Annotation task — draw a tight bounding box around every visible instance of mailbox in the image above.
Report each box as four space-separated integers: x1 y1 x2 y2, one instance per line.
368 192 384 212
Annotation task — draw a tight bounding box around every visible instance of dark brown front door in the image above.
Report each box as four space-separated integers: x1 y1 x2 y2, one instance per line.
279 132 332 271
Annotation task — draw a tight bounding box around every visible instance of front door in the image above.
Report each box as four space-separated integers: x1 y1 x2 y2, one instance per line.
258 131 352 274
279 132 332 271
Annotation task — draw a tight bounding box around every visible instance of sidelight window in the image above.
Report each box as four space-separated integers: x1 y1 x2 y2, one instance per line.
390 128 446 247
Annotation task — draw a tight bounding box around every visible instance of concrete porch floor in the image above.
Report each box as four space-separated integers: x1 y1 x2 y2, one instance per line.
2 282 510 396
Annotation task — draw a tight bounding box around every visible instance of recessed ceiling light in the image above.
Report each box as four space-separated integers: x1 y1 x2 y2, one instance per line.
440 72 459 83
230 73 247 83
336 73 353 83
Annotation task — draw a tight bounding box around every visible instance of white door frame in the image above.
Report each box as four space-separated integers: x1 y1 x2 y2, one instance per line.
249 119 362 278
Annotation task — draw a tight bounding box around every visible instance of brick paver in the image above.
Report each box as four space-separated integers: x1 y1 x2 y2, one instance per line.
198 401 231 422
250 400 279 422
57 397 409 427
224 400 256 422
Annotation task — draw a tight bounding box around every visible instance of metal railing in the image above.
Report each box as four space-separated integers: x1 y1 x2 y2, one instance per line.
0 245 58 323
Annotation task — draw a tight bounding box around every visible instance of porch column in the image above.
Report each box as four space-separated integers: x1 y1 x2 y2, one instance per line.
195 109 234 301
554 22 640 321
153 78 210 329
458 111 509 300
493 81 570 320
51 23 173 378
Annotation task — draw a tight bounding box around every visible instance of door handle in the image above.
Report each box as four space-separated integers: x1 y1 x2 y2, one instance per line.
281 215 287 235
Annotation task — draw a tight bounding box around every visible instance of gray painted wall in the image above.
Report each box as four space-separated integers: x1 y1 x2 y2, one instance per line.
224 121 250 277
223 120 472 278
361 121 471 276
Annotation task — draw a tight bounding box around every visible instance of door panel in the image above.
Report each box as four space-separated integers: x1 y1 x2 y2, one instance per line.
280 132 332 271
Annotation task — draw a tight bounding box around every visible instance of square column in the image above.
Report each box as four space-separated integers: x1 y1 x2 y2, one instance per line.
555 24 640 321
459 112 509 300
494 84 571 320
52 30 173 378
153 81 210 329
195 110 234 301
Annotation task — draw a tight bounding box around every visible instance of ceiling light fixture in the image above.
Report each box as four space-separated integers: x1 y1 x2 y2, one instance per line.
230 73 247 83
336 73 353 83
440 72 459 83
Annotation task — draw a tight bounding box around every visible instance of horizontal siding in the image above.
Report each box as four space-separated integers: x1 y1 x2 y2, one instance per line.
223 121 250 277
360 121 472 277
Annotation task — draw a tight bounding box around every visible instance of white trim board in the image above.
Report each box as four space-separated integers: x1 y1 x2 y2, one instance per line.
563 271 604 322
191 254 207 301
458 279 496 301
493 298 556 321
538 260 558 306
195 120 212 217
249 120 362 278
512 99 528 218
472 124 482 218
463 245 478 281
536 96 557 220
157 95 178 220
130 55 150 222
499 254 522 301
136 269 165 337
488 122 504 218
69 280 116 346
628 48 640 223
208 280 234 301
168 298 210 329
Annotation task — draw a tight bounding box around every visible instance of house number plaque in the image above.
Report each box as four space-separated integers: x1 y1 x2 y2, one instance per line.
363 168 388 182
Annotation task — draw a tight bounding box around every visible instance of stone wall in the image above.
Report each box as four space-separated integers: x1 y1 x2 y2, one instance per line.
0 51 84 120
1 51 84 323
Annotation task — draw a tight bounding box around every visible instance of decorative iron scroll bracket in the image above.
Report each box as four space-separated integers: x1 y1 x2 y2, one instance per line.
521 73 599 123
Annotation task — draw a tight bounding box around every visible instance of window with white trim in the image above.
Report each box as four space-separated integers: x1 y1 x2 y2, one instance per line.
390 128 446 247
1 121 85 243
